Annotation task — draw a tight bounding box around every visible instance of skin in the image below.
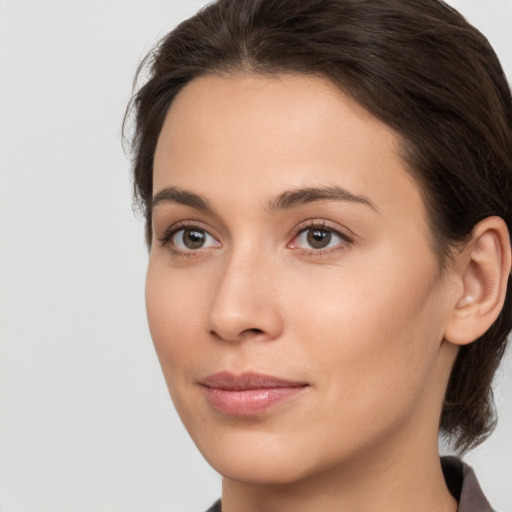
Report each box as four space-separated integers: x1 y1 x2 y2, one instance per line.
147 73 472 512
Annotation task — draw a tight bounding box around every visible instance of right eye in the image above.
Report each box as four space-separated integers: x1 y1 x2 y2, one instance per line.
168 227 220 252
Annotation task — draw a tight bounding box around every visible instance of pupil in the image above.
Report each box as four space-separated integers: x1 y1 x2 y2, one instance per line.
307 229 331 249
184 229 205 249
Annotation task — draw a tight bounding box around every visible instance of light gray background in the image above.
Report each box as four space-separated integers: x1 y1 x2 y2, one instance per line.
0 1 511 511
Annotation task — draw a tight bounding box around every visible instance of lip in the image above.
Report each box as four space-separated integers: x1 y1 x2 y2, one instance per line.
201 371 308 416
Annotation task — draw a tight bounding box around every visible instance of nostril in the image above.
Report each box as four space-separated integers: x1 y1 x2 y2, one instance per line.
245 328 264 335
208 327 264 340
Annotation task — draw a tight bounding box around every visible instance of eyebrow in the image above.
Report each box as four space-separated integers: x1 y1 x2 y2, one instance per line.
151 185 377 213
267 185 378 213
152 186 212 212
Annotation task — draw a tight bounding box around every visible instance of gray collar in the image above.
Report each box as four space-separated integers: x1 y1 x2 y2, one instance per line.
442 456 495 512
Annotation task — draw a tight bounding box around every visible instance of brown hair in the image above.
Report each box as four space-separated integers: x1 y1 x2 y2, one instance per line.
125 0 512 452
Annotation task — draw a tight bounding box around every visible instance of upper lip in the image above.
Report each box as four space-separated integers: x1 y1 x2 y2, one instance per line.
201 371 308 390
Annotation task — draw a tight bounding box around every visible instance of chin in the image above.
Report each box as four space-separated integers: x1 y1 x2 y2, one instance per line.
207 451 315 486
189 423 338 486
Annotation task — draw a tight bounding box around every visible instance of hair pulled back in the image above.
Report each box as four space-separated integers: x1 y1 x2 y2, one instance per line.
126 0 512 452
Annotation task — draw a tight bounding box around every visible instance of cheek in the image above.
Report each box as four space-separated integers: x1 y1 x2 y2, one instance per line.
145 263 202 377
145 263 215 438
286 250 445 413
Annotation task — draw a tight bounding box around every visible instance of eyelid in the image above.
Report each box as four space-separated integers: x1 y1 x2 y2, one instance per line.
287 219 354 254
156 218 353 257
291 219 353 240
157 220 221 250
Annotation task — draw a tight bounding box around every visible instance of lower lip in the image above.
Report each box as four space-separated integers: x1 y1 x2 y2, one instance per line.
203 386 307 416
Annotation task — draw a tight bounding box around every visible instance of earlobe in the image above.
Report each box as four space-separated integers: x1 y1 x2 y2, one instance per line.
444 216 511 346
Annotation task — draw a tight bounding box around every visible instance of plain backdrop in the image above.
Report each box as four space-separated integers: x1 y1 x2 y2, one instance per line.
0 1 511 511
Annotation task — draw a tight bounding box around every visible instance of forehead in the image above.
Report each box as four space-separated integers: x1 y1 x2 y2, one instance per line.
153 73 425 224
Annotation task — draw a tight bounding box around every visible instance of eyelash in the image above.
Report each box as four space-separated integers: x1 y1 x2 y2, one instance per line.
288 220 353 257
158 221 219 258
157 220 353 258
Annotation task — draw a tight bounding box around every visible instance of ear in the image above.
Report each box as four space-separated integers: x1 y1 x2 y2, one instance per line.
444 216 511 346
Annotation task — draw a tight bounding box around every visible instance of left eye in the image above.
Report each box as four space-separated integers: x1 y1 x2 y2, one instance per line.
291 227 347 250
171 228 219 251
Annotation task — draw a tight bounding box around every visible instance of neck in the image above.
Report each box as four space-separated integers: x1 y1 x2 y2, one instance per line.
221 429 457 512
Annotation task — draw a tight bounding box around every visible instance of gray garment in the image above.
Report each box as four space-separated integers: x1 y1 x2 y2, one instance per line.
442 456 495 512
205 457 495 512
205 500 221 512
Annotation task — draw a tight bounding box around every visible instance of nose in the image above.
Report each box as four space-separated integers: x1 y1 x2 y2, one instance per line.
206 251 283 343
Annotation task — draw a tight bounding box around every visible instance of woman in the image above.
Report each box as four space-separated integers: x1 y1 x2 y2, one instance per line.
125 0 512 510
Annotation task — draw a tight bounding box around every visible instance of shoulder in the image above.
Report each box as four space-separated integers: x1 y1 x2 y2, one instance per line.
441 456 496 512
205 499 222 512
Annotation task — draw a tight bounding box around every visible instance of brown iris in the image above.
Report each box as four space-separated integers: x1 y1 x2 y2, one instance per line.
307 228 332 249
182 229 207 249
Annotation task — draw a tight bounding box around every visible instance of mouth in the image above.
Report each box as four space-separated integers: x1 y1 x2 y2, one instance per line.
200 371 309 416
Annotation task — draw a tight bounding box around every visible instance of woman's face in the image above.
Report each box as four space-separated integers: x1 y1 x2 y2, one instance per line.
147 74 458 484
